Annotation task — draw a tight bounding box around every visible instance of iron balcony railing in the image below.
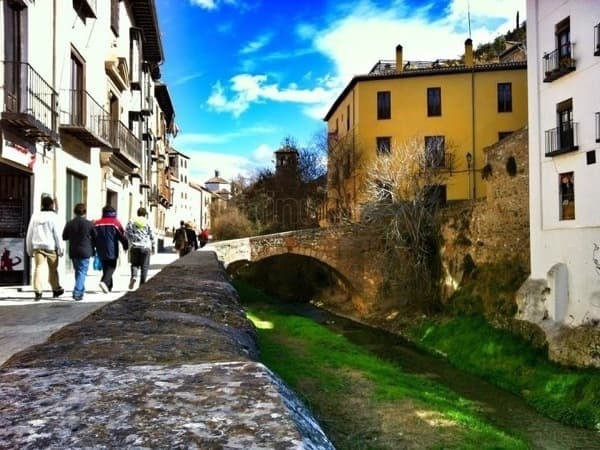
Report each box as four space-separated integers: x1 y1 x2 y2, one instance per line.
543 43 576 82
110 120 142 166
424 152 454 171
1 61 58 141
59 89 111 146
545 121 579 156
596 112 600 143
595 23 600 56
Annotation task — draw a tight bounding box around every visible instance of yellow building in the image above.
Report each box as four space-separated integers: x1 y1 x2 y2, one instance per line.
323 39 527 220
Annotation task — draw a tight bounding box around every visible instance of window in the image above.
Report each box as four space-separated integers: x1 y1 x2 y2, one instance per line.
4 0 26 113
70 49 85 126
65 171 87 226
557 98 575 150
424 136 445 168
109 93 119 145
497 83 512 112
377 91 391 120
556 17 571 62
499 131 513 141
427 87 441 116
346 104 350 131
110 0 119 36
586 150 596 165
376 137 391 154
559 172 574 220
129 28 142 88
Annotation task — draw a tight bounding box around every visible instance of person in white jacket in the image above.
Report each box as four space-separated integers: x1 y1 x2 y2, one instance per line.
26 195 64 300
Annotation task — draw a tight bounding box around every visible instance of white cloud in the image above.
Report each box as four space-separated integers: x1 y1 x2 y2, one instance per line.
173 125 278 146
313 0 526 86
201 0 526 134
240 33 273 54
183 145 275 185
252 144 274 164
207 74 336 118
171 72 203 87
189 0 216 10
190 0 247 12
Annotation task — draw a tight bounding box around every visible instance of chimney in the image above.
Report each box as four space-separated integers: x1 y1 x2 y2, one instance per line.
464 38 473 67
395 44 403 73
215 170 219 177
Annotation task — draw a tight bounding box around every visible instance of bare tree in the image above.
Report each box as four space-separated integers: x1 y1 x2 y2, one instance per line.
361 136 452 310
325 130 364 223
300 131 328 183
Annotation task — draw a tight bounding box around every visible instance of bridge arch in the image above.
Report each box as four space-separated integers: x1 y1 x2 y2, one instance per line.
208 227 384 311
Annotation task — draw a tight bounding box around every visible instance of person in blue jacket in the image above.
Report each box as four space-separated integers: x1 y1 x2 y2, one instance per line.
94 205 128 293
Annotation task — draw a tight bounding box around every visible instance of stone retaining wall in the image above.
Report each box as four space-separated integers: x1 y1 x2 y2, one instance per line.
0 251 334 449
440 127 530 300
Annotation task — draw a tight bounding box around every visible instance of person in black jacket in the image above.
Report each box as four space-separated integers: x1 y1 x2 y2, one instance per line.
184 221 198 255
62 203 97 301
94 205 128 293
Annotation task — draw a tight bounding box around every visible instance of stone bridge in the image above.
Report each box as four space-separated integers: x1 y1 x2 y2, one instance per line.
208 226 385 311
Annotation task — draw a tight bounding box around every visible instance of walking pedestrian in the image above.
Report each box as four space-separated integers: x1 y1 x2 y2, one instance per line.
184 221 199 254
124 207 154 289
94 205 128 293
25 195 64 300
62 203 97 301
173 221 188 257
199 228 209 248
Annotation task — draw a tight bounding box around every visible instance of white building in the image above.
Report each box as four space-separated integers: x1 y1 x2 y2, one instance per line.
525 0 600 325
205 170 232 200
166 149 192 232
0 0 176 287
189 181 212 232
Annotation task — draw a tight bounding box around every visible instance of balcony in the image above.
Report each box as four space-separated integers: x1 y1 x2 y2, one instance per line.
543 44 576 82
109 120 142 167
595 24 600 56
1 61 58 144
544 122 579 157
59 89 111 147
596 112 600 143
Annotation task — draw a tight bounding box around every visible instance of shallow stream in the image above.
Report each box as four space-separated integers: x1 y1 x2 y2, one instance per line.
281 301 600 450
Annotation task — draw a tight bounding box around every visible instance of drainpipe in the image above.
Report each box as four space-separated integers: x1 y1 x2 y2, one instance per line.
352 87 356 217
52 0 58 209
465 38 476 200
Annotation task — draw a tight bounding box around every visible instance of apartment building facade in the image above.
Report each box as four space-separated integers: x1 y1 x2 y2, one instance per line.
324 39 528 220
0 0 176 286
189 181 212 232
525 0 600 325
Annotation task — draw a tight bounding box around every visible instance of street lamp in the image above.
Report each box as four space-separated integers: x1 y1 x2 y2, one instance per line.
466 152 472 200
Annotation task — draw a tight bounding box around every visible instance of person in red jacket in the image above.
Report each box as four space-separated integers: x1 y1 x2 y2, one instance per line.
94 205 128 293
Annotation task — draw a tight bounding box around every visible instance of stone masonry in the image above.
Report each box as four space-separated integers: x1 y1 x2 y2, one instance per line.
0 251 334 449
439 127 530 300
211 226 386 314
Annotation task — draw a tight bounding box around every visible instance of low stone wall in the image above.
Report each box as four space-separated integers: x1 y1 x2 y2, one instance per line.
0 251 334 449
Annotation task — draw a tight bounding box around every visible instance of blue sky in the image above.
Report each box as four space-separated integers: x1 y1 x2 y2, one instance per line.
155 0 526 184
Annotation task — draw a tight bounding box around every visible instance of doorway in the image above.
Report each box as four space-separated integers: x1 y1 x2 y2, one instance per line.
0 163 32 285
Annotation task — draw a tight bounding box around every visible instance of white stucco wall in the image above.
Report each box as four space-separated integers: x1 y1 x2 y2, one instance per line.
527 0 600 324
